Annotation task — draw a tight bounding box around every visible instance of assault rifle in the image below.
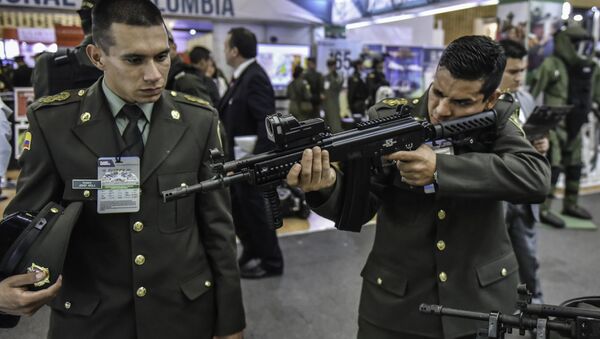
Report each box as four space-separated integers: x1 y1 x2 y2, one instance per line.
162 105 497 230
419 284 600 339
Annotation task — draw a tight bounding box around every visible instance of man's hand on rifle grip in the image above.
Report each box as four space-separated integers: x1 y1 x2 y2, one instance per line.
286 146 337 192
385 144 437 187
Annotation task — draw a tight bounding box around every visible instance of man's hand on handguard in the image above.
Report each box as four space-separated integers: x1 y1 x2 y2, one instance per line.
532 137 549 156
286 146 337 192
385 144 437 186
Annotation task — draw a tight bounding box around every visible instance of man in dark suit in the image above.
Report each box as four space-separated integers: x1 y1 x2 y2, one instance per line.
218 27 283 279
287 36 550 338
5 1 245 338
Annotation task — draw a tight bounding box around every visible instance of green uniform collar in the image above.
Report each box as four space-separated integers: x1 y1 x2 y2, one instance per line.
102 79 153 123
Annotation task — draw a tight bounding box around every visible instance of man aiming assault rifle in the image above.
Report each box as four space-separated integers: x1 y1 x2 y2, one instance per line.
286 35 550 338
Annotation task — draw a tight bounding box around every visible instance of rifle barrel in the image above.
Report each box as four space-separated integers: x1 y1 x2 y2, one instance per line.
162 172 251 202
419 304 573 333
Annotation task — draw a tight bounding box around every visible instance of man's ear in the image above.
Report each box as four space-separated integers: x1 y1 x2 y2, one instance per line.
86 44 105 71
484 89 502 110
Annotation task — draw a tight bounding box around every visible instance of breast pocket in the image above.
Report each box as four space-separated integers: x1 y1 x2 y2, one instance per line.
157 172 198 233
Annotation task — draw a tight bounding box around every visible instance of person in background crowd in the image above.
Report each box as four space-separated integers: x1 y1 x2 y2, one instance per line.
188 46 221 105
322 58 344 133
287 65 313 121
0 97 12 201
530 26 600 226
218 27 284 279
303 57 324 118
347 59 368 116
31 0 103 99
499 39 547 302
366 58 389 107
287 35 550 339
11 56 32 88
165 31 217 105
206 58 229 98
6 1 245 338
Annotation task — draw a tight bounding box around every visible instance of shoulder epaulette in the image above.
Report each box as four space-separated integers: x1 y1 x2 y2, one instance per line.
30 90 83 111
168 91 213 109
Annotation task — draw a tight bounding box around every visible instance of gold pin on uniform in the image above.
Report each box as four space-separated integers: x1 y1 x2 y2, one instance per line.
28 263 51 287
171 110 180 120
80 112 92 123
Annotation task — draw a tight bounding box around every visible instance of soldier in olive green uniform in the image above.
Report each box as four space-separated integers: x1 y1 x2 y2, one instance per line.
303 57 325 118
366 58 389 107
287 36 550 338
322 59 344 133
347 60 369 116
531 26 600 224
287 66 314 121
6 1 244 338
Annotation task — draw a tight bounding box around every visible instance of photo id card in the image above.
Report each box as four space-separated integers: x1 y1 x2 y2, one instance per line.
97 157 140 214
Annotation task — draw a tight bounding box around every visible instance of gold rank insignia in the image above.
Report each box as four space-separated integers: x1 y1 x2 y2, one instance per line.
183 94 210 106
28 263 50 287
508 110 525 136
382 98 408 107
80 112 91 123
39 91 70 104
171 110 180 120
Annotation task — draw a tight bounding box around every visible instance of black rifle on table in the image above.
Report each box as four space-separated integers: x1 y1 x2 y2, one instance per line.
161 105 498 230
419 284 600 339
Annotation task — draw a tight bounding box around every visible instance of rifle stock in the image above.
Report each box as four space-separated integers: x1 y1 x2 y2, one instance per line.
161 105 498 229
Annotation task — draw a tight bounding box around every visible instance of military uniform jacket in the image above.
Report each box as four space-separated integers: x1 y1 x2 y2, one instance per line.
323 71 344 133
6 79 245 339
307 93 550 338
287 78 314 121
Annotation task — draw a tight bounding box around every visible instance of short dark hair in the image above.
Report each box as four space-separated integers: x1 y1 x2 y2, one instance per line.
293 65 304 79
92 0 165 53
307 57 316 64
227 27 257 59
438 35 506 101
189 46 211 64
499 39 527 59
326 59 336 67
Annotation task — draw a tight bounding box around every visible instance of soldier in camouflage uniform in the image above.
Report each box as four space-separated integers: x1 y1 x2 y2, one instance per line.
531 26 600 226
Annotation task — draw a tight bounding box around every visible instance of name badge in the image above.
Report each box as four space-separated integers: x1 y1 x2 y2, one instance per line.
96 157 140 214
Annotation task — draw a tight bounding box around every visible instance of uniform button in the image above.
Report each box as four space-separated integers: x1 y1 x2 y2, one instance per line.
136 287 147 297
134 255 145 266
439 272 447 282
376 277 383 285
437 210 446 220
50 207 59 214
204 280 212 288
180 183 188 187
133 221 144 232
436 240 446 251
64 301 71 309
83 190 91 198
501 268 508 277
